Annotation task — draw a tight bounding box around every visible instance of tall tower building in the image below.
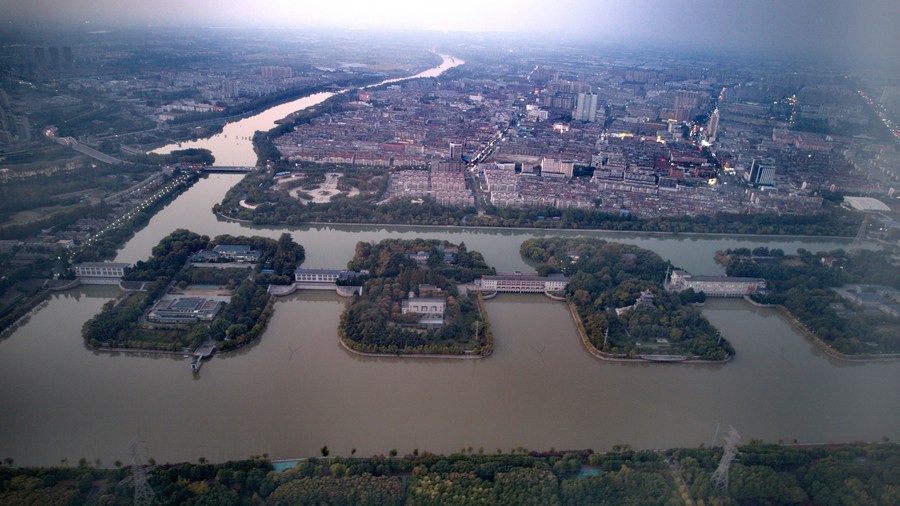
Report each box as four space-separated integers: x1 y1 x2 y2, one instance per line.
448 141 462 160
33 46 47 69
62 46 74 67
49 47 61 68
13 115 31 142
706 108 720 141
574 93 599 122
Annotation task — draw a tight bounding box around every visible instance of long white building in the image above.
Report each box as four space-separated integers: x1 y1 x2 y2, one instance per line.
668 269 765 297
480 272 568 293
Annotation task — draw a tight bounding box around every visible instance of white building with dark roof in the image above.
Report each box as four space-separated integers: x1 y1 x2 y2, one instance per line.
480 272 568 293
668 269 765 297
73 262 131 285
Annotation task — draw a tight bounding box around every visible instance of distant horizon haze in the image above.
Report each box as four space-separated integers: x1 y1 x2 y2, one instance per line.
2 0 898 66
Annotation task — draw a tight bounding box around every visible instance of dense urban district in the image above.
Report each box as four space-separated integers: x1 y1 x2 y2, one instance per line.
0 442 897 505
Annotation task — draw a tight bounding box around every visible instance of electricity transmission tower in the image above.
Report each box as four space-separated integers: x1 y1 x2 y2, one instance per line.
711 426 741 496
120 439 156 506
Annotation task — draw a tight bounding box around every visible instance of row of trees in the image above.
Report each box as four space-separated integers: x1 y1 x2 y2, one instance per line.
3 443 896 505
216 168 861 236
72 171 200 262
521 237 732 360
347 239 493 282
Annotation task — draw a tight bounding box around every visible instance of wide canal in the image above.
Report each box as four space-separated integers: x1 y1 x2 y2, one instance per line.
0 173 897 467
1 51 897 466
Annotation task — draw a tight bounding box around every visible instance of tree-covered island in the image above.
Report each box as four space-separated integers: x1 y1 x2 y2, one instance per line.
339 239 495 356
720 247 900 357
82 229 304 353
520 237 732 361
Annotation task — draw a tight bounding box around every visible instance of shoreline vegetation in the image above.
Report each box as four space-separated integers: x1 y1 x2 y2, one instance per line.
567 301 731 364
215 211 867 242
338 239 495 357
1 442 897 505
720 247 900 357
522 237 732 362
216 168 863 237
81 230 304 354
0 171 200 336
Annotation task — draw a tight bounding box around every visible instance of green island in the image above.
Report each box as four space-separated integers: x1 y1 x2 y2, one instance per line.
339 239 495 356
720 247 900 357
1 442 897 505
81 229 304 353
520 237 732 361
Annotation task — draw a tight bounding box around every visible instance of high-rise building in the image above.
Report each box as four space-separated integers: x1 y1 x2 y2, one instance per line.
13 115 31 142
33 46 47 68
221 80 240 98
706 108 720 141
541 158 574 178
748 159 775 186
62 46 74 67
49 47 60 68
673 90 706 122
574 93 599 122
448 142 462 160
261 66 293 79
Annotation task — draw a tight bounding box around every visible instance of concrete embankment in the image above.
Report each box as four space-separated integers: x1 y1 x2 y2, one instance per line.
337 335 485 360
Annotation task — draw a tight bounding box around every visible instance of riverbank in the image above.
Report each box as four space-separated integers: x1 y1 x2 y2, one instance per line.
741 294 900 362
775 304 900 362
337 291 493 359
567 301 732 364
4 442 896 506
214 211 866 242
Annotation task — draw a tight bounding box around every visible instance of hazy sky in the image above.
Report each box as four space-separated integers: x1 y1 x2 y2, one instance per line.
4 0 899 62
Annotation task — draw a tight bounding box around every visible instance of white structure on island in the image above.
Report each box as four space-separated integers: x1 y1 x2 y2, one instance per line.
480 272 568 293
294 268 365 284
401 293 446 328
667 269 765 297
73 262 131 285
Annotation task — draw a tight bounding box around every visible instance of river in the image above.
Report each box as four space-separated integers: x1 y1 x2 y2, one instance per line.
0 56 897 467
151 54 463 167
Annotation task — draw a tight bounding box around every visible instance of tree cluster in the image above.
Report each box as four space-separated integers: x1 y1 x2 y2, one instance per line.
521 237 732 360
672 442 900 505
2 443 895 505
82 231 306 352
723 248 900 354
340 239 492 355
